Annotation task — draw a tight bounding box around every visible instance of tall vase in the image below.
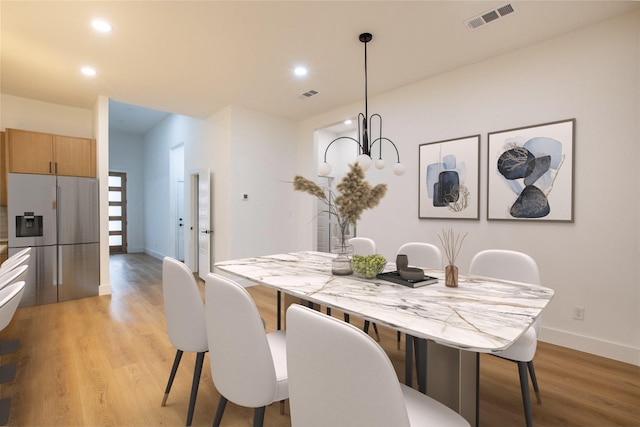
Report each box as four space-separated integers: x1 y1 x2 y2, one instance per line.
331 222 352 275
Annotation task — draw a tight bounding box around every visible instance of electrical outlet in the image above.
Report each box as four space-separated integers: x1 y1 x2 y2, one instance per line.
572 306 585 321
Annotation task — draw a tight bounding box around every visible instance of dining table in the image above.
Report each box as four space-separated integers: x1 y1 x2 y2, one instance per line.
214 251 554 426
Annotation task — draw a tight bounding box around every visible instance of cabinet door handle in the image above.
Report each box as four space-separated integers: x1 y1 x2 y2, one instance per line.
49 161 52 174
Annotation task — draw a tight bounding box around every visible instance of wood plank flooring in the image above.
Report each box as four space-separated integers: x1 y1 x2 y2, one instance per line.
0 253 637 426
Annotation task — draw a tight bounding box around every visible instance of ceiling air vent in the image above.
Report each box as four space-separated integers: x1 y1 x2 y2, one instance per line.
298 89 318 99
465 3 516 30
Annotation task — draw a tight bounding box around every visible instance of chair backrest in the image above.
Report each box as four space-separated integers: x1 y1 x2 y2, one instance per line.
286 304 411 427
397 242 443 270
469 249 541 332
0 281 26 332
161 257 207 352
0 265 29 291
349 237 376 256
0 247 31 269
0 254 30 274
205 273 279 408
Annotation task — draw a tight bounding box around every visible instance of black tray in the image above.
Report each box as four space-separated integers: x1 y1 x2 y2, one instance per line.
376 271 439 288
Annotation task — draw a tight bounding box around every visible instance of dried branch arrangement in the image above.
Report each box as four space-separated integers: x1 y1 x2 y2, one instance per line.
438 228 468 266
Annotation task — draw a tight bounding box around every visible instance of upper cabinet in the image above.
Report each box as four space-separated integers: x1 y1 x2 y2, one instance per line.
7 128 96 177
54 134 96 177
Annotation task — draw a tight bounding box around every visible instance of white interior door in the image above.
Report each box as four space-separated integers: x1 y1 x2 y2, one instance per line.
196 170 212 280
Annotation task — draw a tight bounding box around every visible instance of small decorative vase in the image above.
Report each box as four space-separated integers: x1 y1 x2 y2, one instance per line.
445 265 459 287
396 254 409 271
331 244 353 275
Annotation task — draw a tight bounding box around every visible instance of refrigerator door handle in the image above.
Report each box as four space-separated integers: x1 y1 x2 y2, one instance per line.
56 245 61 287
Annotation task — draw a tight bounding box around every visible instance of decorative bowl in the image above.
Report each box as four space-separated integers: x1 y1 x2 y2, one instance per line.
351 254 387 279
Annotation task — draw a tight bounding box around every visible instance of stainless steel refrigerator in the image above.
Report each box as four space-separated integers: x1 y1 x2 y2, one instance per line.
7 173 99 307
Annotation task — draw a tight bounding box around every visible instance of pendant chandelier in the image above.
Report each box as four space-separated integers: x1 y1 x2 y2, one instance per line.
319 32 405 177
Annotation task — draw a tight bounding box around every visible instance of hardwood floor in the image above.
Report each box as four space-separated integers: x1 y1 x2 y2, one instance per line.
0 253 637 426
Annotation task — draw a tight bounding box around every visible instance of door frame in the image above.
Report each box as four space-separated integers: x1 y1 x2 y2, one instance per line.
188 168 212 277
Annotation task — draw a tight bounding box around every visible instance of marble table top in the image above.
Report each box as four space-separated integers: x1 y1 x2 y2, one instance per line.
214 251 554 353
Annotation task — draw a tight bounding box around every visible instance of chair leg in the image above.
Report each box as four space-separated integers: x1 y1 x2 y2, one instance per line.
253 406 266 427
0 397 10 426
518 361 534 427
528 360 542 404
0 340 19 356
363 321 380 341
372 322 380 341
212 396 227 427
405 334 414 387
162 349 183 406
0 363 16 385
186 352 205 426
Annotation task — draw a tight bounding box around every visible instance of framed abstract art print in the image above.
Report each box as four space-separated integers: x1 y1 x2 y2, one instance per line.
418 135 480 220
487 119 575 222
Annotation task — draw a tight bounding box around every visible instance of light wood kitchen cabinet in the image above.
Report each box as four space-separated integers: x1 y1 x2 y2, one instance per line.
7 128 96 177
7 128 53 175
54 134 96 177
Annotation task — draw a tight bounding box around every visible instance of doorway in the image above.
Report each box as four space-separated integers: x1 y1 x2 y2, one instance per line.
108 172 127 254
189 169 212 280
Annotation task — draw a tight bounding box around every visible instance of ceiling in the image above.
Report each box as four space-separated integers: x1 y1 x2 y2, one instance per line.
2 1 638 135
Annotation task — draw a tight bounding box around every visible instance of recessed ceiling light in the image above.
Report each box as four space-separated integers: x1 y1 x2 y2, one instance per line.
81 66 97 77
92 19 112 33
344 119 353 125
294 66 308 77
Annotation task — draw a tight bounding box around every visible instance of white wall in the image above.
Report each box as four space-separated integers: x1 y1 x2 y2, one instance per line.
142 114 203 260
0 94 93 136
227 107 298 259
109 131 145 253
296 11 640 365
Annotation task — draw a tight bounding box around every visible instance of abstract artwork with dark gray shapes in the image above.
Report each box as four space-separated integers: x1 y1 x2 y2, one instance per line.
419 135 480 219
488 119 575 222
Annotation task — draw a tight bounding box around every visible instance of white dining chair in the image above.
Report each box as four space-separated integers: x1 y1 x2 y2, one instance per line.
395 241 444 389
396 242 443 347
348 237 376 256
397 242 443 270
205 273 288 427
286 304 470 427
0 248 30 270
348 237 380 340
0 254 30 276
0 281 26 425
0 265 28 293
161 257 208 427
469 249 542 427
0 264 29 357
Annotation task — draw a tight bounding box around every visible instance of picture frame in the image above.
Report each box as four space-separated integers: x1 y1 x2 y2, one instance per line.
418 135 480 220
487 119 575 222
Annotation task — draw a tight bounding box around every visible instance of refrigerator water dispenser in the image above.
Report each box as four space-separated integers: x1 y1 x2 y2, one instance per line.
15 212 44 237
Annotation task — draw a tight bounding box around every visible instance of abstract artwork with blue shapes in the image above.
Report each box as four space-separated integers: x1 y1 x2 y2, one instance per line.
488 119 575 222
419 135 480 219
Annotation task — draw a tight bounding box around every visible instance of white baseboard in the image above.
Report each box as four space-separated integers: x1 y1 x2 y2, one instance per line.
99 283 112 296
540 326 639 366
144 248 164 260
